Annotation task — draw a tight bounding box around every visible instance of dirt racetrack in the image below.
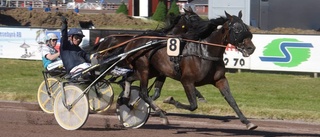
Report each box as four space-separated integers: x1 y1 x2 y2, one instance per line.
1 100 320 137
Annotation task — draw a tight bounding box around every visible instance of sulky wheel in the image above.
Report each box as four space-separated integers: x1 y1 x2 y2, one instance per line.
88 80 114 113
37 77 61 114
54 85 89 130
116 86 150 128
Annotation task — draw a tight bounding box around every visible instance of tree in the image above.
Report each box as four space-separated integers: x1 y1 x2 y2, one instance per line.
167 0 180 16
116 1 128 15
151 0 167 22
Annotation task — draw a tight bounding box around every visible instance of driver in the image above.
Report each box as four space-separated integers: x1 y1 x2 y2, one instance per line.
59 16 91 77
41 33 63 71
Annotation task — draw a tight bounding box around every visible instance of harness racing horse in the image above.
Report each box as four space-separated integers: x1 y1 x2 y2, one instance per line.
94 8 207 102
122 11 257 130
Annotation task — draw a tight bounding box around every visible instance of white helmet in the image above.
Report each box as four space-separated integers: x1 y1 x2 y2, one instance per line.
46 33 58 41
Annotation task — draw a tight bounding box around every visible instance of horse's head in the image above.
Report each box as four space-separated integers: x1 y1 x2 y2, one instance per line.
183 6 202 24
224 11 255 57
167 6 203 35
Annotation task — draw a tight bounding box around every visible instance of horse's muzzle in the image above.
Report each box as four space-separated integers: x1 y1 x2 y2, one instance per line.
242 38 255 57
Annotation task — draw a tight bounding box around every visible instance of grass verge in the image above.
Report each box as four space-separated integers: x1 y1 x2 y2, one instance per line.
1 58 320 123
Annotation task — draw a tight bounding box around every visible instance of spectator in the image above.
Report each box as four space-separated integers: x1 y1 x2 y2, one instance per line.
27 4 33 11
55 7 59 12
74 6 79 14
44 4 51 12
41 33 63 71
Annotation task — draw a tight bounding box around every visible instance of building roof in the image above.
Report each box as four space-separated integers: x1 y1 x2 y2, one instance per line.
82 0 128 4
103 0 128 3
189 0 208 5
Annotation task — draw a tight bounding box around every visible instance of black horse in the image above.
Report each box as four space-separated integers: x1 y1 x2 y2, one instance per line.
122 11 257 130
94 8 207 102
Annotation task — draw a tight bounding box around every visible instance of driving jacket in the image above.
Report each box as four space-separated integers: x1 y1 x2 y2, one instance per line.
59 22 91 73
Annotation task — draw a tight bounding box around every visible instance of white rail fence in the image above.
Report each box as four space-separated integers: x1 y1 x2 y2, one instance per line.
0 0 107 10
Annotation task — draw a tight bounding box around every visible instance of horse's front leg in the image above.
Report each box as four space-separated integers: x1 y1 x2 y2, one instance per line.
215 77 258 130
151 75 166 101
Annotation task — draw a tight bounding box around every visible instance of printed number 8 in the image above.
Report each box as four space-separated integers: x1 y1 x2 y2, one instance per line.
169 39 177 51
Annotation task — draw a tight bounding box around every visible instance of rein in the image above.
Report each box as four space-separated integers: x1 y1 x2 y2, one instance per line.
96 35 227 55
105 34 137 37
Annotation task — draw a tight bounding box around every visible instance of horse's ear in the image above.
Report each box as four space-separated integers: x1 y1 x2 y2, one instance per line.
238 10 242 18
183 7 189 13
187 6 194 12
225 11 231 18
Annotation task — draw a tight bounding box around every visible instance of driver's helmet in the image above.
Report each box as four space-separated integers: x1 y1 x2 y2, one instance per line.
68 28 85 37
46 33 58 41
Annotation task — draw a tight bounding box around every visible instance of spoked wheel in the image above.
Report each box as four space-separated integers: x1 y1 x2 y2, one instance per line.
54 85 89 130
37 77 61 114
88 80 114 113
116 86 150 128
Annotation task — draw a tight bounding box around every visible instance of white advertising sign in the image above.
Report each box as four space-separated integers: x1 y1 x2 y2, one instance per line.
0 28 45 60
1 28 320 74
0 28 89 60
250 34 320 73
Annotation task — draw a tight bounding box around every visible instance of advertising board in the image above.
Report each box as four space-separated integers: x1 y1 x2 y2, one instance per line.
251 34 320 73
1 27 320 74
0 28 89 60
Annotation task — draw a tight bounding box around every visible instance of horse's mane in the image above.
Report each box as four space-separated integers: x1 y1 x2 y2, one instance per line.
139 30 166 37
209 16 228 27
160 13 182 34
139 15 181 37
179 16 225 40
142 13 182 37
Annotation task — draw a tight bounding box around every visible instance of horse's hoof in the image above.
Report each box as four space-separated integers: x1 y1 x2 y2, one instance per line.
246 123 258 130
198 98 207 103
163 96 174 104
162 118 169 125
153 109 167 116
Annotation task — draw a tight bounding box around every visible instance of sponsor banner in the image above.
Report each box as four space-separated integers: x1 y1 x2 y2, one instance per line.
224 44 251 69
1 28 319 73
0 28 89 60
0 28 46 60
250 34 320 72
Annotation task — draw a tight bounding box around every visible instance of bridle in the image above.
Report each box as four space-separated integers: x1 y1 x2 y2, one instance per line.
225 17 253 52
181 13 202 30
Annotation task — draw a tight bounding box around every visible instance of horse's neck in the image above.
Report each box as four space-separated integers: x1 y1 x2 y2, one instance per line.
205 28 228 45
200 28 229 58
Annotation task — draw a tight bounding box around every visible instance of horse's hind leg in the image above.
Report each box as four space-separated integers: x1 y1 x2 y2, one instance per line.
215 77 258 130
138 72 169 125
163 82 198 111
152 76 206 102
195 88 206 102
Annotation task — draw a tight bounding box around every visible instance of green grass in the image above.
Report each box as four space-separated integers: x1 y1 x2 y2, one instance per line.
1 58 320 123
